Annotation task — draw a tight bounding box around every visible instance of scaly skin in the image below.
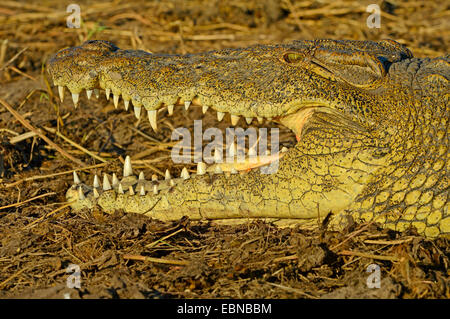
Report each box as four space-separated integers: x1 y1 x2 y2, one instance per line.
47 39 449 238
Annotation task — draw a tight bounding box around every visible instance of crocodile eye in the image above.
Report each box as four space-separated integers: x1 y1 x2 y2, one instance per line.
283 52 303 64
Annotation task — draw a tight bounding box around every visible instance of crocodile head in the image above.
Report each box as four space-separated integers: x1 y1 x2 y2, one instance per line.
47 39 449 238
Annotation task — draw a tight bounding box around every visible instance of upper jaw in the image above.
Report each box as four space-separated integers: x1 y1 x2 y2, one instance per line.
48 54 337 138
48 65 316 133
47 40 370 139
49 70 328 139
47 40 337 122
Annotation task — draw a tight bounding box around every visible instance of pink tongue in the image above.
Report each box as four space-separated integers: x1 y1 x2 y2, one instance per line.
207 152 286 173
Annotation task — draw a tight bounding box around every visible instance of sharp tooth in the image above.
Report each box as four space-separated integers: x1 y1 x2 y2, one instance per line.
140 185 145 196
105 88 110 100
148 109 157 131
124 99 130 111
131 99 142 108
118 183 124 194
103 174 112 190
58 86 64 102
78 186 85 200
281 146 288 153
180 167 190 180
123 155 133 177
231 114 240 126
112 173 119 186
167 104 174 116
93 188 100 198
248 146 257 156
153 185 158 195
245 117 253 125
217 111 225 122
184 101 191 110
151 174 158 182
73 171 81 185
113 94 119 108
86 89 93 100
93 174 100 188
231 168 238 174
214 165 223 174
94 89 100 99
138 171 145 180
257 117 263 124
72 93 79 107
128 186 135 195
134 105 141 119
165 169 171 180
197 162 206 175
170 179 175 187
202 105 209 114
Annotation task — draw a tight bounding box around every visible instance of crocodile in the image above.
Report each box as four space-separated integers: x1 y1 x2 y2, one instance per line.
47 39 449 238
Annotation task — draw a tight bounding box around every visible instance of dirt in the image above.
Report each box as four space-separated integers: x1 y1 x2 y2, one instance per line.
0 0 449 299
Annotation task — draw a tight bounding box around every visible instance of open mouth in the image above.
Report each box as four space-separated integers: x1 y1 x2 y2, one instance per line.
55 84 308 177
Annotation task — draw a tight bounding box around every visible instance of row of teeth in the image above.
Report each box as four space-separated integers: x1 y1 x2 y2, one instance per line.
57 86 274 132
73 146 289 199
73 155 259 200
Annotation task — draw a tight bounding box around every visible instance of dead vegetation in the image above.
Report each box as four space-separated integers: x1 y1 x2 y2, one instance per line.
0 0 449 299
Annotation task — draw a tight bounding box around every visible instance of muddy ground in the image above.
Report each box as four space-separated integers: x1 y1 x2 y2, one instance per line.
0 0 448 299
